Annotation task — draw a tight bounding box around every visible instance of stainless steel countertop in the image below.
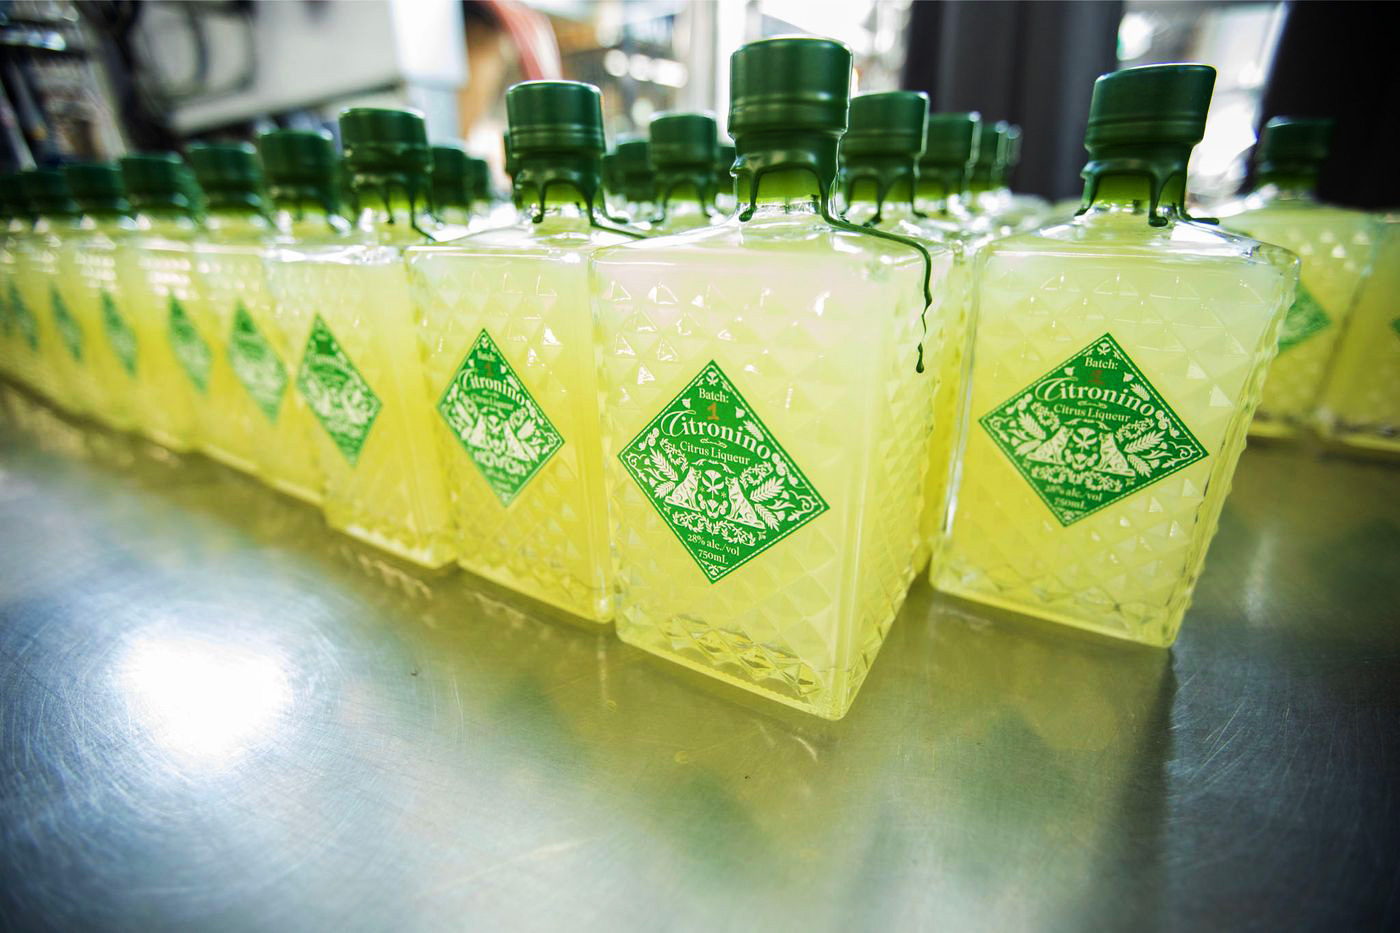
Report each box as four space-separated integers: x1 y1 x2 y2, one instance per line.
1 384 1396 931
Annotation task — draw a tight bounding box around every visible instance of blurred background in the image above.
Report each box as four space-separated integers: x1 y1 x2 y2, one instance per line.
1 0 1395 206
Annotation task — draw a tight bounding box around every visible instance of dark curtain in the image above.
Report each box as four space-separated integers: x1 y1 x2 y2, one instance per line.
902 0 1123 201
1256 1 1400 209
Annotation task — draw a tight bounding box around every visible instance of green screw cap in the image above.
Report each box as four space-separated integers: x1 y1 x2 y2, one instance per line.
188 142 264 211
430 143 471 210
339 107 431 175
465 157 489 201
1084 63 1215 150
844 91 928 158
503 130 517 177
0 173 23 217
614 138 653 175
922 112 980 166
650 113 718 167
20 168 79 217
728 36 851 137
973 120 1007 170
120 152 195 213
64 162 130 215
259 129 337 185
506 81 606 155
716 143 736 173
1256 116 1333 169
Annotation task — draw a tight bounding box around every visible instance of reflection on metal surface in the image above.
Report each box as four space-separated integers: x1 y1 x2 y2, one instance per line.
118 633 292 767
0 382 1397 928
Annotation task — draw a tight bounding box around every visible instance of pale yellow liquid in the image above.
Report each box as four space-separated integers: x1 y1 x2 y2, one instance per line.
115 215 203 450
255 212 350 505
0 226 19 382
408 211 629 622
273 223 455 567
845 186 965 577
934 206 1295 646
1315 214 1400 453
592 198 933 719
57 217 141 430
1218 192 1375 437
189 215 277 474
11 220 72 406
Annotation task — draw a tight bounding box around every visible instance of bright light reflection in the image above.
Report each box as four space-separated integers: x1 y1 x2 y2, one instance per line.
118 634 292 766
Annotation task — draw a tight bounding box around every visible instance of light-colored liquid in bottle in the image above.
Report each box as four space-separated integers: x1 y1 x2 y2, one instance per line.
935 200 1296 646
1315 214 1400 453
409 206 630 621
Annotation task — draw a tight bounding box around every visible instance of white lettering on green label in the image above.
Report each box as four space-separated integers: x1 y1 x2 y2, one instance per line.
437 328 564 506
980 333 1208 526
619 360 829 583
227 303 288 422
296 315 381 465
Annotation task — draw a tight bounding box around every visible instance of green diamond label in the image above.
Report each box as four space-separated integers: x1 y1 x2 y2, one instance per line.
101 292 137 376
50 286 82 362
437 328 564 506
168 296 211 393
619 360 829 583
11 283 37 350
979 333 1208 527
228 303 288 422
296 315 381 465
1390 317 1400 340
1276 282 1330 353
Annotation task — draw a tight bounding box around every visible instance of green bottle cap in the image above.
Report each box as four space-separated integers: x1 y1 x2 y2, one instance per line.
614 137 655 201
844 91 927 158
120 152 196 214
258 128 340 209
921 112 979 167
1079 63 1216 224
188 142 265 211
20 167 80 217
716 143 736 173
506 81 606 155
649 113 718 168
729 36 850 136
503 129 517 178
465 156 490 202
339 107 431 176
430 143 471 210
972 121 1006 171
602 151 622 192
1255 116 1333 175
728 37 852 193
1084 63 1214 150
64 162 130 216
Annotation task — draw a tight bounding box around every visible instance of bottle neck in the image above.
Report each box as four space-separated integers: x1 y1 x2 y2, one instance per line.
349 168 434 239
1253 168 1319 198
1079 143 1193 227
514 152 605 220
733 131 840 217
654 169 715 219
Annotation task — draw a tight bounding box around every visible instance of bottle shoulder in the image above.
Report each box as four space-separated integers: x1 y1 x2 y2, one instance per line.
590 213 930 271
407 215 632 260
985 214 1296 270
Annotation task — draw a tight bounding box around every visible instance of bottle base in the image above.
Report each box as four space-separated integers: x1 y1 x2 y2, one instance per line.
328 519 457 570
931 576 1180 649
458 557 612 624
265 474 324 508
201 443 260 476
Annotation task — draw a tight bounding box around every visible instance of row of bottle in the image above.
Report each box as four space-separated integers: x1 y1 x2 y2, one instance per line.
0 37 1392 720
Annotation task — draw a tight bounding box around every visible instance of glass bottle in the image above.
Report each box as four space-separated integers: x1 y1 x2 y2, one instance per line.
840 91 959 576
408 80 641 622
1216 118 1377 439
9 170 84 408
116 154 207 451
277 108 457 567
187 142 276 474
1315 213 1400 453
60 162 142 431
0 174 26 385
647 112 725 234
933 64 1298 647
613 137 656 227
256 128 351 505
429 143 474 240
988 124 1049 231
591 37 938 719
915 111 979 225
714 142 737 215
